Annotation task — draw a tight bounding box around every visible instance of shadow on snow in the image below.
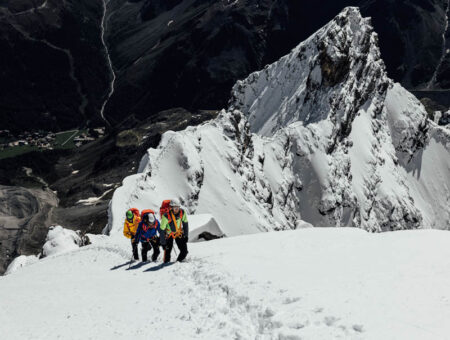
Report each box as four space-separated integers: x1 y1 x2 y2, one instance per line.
144 262 175 272
110 261 134 270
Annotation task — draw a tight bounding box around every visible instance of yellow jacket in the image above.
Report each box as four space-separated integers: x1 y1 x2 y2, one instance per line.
123 216 140 239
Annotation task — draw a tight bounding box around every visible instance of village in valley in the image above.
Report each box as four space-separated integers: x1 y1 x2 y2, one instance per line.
0 127 106 159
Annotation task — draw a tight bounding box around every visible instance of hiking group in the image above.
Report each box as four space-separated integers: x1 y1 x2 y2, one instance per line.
123 199 189 263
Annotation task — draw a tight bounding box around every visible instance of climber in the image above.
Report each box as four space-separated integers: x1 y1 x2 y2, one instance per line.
133 211 161 262
159 199 189 263
123 208 141 260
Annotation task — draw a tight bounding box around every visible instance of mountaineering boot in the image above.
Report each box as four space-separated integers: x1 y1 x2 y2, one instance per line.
163 238 174 263
175 236 188 262
150 238 160 261
132 241 139 260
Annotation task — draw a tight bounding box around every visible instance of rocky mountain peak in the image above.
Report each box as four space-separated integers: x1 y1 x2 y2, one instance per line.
229 7 388 141
109 7 449 236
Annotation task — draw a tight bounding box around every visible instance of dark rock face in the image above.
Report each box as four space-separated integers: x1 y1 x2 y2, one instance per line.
0 185 57 274
359 0 449 90
1 0 449 133
412 89 450 125
0 0 111 133
197 231 223 241
439 109 450 124
319 49 351 87
420 97 448 120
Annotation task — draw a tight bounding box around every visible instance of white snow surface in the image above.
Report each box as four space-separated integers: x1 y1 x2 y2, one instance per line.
4 255 39 275
42 225 83 257
1 228 450 339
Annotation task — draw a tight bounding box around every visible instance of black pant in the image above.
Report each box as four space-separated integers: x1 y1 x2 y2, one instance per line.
141 238 160 262
163 237 188 263
131 240 139 260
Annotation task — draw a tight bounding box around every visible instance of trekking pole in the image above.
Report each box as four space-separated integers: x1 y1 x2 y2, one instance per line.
128 253 134 269
128 237 136 269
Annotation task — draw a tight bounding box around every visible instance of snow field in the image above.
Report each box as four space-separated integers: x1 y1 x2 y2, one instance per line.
1 228 450 339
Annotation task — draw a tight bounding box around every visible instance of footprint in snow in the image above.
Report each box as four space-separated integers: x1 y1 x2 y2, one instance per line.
287 321 306 329
283 296 301 304
324 316 339 326
352 324 364 332
313 307 324 313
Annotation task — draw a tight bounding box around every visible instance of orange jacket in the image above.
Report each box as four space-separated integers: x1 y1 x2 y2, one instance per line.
123 215 141 239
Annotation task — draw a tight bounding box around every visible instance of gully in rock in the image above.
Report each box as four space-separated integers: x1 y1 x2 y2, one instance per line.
99 0 115 127
426 0 449 89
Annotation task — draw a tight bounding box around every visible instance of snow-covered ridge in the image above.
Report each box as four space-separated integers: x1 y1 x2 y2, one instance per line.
107 109 305 236
107 7 450 236
229 7 387 139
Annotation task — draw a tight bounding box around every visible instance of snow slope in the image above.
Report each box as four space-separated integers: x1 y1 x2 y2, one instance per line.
107 110 304 237
1 228 450 340
107 7 449 235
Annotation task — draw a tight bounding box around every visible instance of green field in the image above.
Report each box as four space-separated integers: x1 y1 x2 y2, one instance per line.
0 145 40 160
54 130 81 149
0 129 89 160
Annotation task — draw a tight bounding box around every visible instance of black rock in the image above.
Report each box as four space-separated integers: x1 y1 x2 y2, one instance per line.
0 0 110 133
0 185 58 274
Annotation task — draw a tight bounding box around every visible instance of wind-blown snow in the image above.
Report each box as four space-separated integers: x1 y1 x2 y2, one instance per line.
108 7 449 235
1 229 450 339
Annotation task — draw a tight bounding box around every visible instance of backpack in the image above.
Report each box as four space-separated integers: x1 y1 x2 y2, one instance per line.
140 209 155 219
159 200 171 218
